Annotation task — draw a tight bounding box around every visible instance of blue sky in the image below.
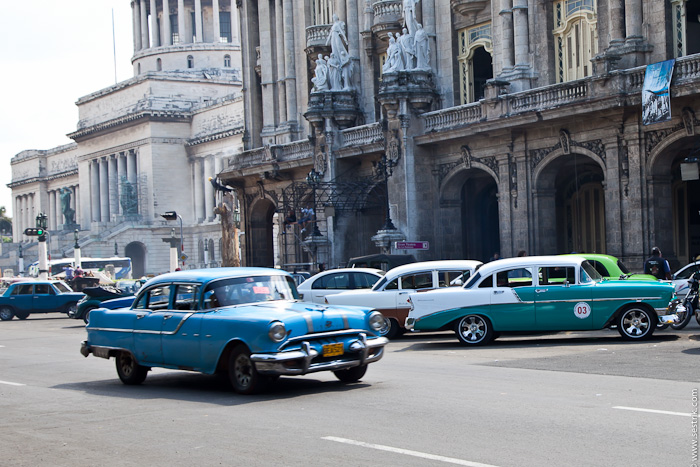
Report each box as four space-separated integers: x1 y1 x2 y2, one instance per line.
0 1 133 217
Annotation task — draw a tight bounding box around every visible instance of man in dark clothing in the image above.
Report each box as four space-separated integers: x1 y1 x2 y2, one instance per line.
644 247 671 280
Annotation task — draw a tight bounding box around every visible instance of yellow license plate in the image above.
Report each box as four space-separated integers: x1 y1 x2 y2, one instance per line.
322 343 344 357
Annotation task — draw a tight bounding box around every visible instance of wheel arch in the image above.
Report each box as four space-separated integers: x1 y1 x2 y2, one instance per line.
215 339 249 374
606 301 658 328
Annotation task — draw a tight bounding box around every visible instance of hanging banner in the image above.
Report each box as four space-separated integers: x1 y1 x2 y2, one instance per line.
642 59 675 126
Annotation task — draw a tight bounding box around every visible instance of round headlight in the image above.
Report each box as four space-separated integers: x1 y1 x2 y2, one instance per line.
268 321 287 342
368 311 386 332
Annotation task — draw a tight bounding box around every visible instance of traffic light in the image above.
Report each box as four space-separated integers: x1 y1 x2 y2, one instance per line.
24 228 45 236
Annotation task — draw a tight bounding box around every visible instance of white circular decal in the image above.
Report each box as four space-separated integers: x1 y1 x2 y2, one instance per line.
574 302 591 319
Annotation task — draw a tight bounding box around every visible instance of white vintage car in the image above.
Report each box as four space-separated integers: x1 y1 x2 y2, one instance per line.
406 256 678 346
324 260 483 338
297 268 385 304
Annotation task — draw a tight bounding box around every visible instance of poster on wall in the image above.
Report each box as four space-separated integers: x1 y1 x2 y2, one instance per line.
642 59 675 126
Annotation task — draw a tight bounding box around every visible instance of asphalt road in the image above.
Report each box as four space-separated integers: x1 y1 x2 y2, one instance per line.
1 315 698 467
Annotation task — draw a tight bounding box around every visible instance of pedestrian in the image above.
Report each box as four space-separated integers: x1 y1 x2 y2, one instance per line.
517 250 526 257
298 206 315 233
282 209 296 234
644 247 671 280
489 252 500 262
64 265 74 280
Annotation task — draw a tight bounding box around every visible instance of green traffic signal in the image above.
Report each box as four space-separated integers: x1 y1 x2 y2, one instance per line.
23 228 45 236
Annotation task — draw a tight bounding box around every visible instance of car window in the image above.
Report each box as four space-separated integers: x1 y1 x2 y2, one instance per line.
384 278 399 290
351 273 380 289
676 263 700 280
478 274 493 288
54 282 72 293
147 285 172 310
174 284 199 310
34 284 54 295
580 261 602 283
12 284 34 295
202 275 299 309
400 272 433 290
312 273 350 290
538 266 576 285
496 268 533 288
446 270 471 286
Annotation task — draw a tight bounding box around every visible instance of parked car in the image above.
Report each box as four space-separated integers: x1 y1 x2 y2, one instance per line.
570 253 657 281
406 256 678 346
0 280 85 321
297 268 385 304
672 260 700 297
80 268 389 394
324 260 483 338
70 279 144 323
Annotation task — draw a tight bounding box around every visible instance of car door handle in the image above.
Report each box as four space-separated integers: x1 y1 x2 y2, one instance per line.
536 289 547 293
493 290 504 294
163 315 172 320
136 314 146 319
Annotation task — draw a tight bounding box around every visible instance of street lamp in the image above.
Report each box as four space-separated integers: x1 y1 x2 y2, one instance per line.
161 211 185 266
73 229 82 269
305 169 323 237
374 154 398 231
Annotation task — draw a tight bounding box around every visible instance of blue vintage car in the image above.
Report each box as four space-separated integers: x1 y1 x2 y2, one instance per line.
80 268 389 394
0 280 85 320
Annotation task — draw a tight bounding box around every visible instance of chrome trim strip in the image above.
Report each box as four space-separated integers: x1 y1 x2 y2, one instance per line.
302 313 313 333
282 328 375 346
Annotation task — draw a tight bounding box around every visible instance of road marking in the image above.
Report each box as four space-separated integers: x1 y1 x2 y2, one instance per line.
613 406 691 417
0 380 25 387
322 436 500 467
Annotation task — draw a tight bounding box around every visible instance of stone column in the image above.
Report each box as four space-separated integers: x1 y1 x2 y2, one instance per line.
335 0 346 22
133 0 142 51
163 0 171 46
14 197 20 238
275 0 287 126
100 158 110 223
512 0 528 67
91 160 100 222
212 0 221 42
48 191 55 230
177 0 186 43
117 153 127 215
258 0 276 139
150 0 159 47
74 186 80 226
193 159 204 222
194 0 203 42
625 0 642 38
140 0 149 48
499 0 514 70
204 157 215 221
282 0 297 122
420 0 435 70
231 3 240 44
127 149 137 185
109 156 118 218
609 0 625 45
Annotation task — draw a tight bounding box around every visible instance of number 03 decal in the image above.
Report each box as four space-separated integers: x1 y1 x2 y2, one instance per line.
574 302 591 319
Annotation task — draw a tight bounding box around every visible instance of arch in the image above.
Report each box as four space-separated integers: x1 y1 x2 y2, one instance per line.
187 55 194 68
440 162 498 205
125 241 147 278
247 197 276 267
156 58 162 71
224 54 231 67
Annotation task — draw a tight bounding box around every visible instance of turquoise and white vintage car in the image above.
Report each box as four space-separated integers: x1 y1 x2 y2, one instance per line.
405 256 678 346
81 268 388 394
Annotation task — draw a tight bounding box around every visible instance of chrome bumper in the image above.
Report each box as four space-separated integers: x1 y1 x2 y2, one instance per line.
251 334 389 376
658 314 679 324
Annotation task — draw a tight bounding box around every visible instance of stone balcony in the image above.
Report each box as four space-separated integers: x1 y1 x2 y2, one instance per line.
371 0 402 42
450 0 490 17
305 24 332 57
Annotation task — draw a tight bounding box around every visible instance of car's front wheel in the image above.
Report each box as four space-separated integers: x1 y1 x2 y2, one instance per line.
379 317 402 339
82 306 97 324
454 314 493 346
0 307 14 321
334 364 367 383
617 306 655 340
115 351 149 385
64 302 78 317
228 345 263 394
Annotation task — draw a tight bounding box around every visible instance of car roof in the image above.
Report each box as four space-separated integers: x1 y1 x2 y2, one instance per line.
384 260 483 280
144 267 291 286
298 268 384 287
565 253 617 262
475 255 585 276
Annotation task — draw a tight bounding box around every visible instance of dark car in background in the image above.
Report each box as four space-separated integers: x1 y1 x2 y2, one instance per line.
0 281 84 321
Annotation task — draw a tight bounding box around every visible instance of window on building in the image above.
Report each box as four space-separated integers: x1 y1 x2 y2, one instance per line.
553 0 598 83
208 239 215 262
198 239 204 262
138 63 141 74
673 0 700 58
457 23 493 105
220 11 232 43
187 55 194 68
170 14 179 44
311 0 333 25
224 54 231 67
157 58 162 71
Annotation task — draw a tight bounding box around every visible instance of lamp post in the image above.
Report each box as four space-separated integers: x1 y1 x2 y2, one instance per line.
305 169 323 237
73 229 82 269
161 211 185 266
232 205 241 267
374 154 398 231
18 243 23 277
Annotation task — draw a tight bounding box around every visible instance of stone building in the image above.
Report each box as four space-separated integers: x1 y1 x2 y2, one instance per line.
222 0 700 272
6 0 244 277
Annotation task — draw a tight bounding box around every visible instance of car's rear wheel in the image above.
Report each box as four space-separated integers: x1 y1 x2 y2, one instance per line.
82 306 97 324
115 351 149 385
617 306 655 340
64 302 78 317
334 364 367 383
379 317 401 339
228 345 263 395
454 314 493 346
0 307 14 321
14 310 29 320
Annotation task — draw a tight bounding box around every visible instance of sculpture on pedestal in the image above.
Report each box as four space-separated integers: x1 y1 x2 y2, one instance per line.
311 54 329 92
59 187 75 225
120 176 139 215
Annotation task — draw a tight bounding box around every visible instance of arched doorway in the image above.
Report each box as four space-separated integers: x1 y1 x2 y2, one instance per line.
248 199 276 267
125 241 146 278
343 184 385 258
460 170 499 262
537 152 605 254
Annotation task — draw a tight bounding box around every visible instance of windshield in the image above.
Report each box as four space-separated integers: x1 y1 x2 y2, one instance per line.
464 271 481 289
616 259 631 274
581 261 603 283
202 275 299 309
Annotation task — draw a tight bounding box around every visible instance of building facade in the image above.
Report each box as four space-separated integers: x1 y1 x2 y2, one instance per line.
6 0 244 277
222 0 700 272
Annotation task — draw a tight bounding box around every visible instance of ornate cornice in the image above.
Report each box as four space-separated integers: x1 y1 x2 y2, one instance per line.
7 169 78 188
530 136 606 170
186 126 244 147
68 110 191 141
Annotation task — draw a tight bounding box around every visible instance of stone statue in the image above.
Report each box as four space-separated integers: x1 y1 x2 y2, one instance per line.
311 54 329 92
414 23 430 70
397 28 416 70
339 50 353 90
403 0 420 36
328 53 342 91
119 176 138 215
383 35 404 74
59 187 75 225
326 14 348 59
